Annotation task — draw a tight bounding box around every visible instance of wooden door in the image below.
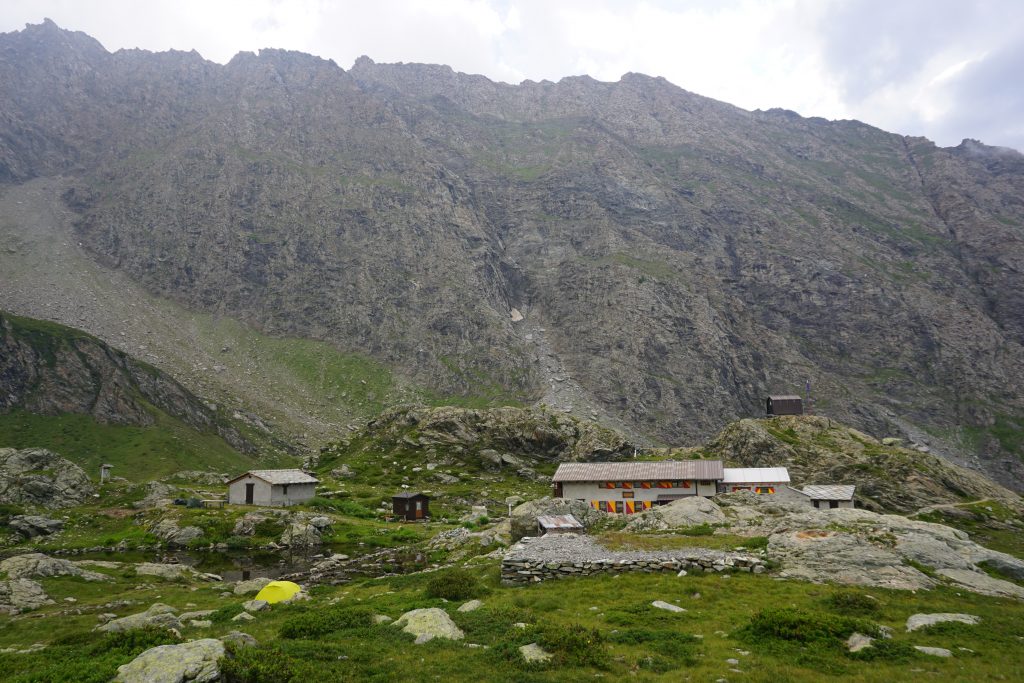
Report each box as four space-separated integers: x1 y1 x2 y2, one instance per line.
245 483 255 504
415 500 423 518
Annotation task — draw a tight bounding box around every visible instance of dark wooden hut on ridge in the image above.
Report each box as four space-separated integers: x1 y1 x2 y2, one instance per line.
392 492 430 521
766 395 803 416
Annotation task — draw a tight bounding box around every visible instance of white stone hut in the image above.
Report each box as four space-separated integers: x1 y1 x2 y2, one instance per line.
720 467 791 494
227 469 319 507
799 484 856 509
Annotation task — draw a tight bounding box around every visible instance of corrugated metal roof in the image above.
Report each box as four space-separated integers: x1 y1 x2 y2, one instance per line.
722 467 791 484
802 484 856 500
232 469 319 485
768 394 802 401
537 514 584 530
393 491 428 499
552 460 724 482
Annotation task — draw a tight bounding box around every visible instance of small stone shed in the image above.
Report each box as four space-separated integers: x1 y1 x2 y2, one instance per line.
537 514 584 536
800 484 856 509
766 395 803 416
392 492 430 521
227 469 319 507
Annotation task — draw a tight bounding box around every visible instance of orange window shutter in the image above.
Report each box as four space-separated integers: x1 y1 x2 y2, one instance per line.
622 482 632 489
658 481 671 488
625 501 634 514
641 482 652 489
682 481 691 488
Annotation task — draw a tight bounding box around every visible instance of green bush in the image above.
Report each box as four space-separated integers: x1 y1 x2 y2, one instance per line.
535 623 609 668
679 523 717 536
824 591 880 616
609 628 699 669
252 519 285 537
425 568 483 601
279 605 373 639
742 536 769 549
89 626 180 655
226 535 253 550
740 608 879 644
846 639 918 661
308 496 375 518
222 644 299 683
209 604 244 624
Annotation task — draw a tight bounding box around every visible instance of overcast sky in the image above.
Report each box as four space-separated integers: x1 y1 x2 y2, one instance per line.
2 0 1022 151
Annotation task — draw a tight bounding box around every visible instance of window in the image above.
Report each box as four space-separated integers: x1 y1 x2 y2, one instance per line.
621 481 633 489
674 481 692 489
755 486 775 494
621 491 634 499
657 481 673 489
282 485 289 495
640 482 653 489
601 481 617 489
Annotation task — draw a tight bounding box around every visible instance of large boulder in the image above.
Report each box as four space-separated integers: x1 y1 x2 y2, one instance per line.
8 515 64 538
509 497 605 541
133 481 176 509
625 496 726 531
0 553 108 581
231 510 287 536
280 521 322 547
232 577 273 596
0 448 95 508
134 563 192 580
393 608 464 644
151 518 204 546
98 603 182 633
906 613 980 632
114 638 225 683
0 578 53 613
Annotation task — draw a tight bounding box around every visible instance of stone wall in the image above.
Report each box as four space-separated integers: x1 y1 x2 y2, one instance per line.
501 551 766 585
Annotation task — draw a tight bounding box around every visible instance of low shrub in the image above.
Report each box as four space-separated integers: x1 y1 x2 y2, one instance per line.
846 639 918 662
222 643 300 683
535 623 609 668
824 591 880 616
279 605 374 639
679 523 717 536
89 626 180 655
209 604 244 624
425 568 483 601
740 608 879 644
308 496 375 519
609 628 699 669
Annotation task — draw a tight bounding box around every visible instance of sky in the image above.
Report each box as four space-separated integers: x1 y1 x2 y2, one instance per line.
2 0 1022 151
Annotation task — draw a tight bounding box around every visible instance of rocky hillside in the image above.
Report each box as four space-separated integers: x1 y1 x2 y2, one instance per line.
0 20 1022 486
708 415 1022 512
0 310 295 478
0 310 247 448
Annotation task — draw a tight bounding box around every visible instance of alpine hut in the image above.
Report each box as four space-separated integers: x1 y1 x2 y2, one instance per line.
227 469 319 507
766 395 803 416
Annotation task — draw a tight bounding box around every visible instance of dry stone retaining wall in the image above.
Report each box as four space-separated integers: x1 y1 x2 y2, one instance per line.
500 535 765 585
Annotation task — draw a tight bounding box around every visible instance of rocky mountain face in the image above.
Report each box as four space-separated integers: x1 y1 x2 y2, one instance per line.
0 20 1022 488
0 310 253 453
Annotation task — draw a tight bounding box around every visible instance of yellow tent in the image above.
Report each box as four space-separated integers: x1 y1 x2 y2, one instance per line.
255 580 302 604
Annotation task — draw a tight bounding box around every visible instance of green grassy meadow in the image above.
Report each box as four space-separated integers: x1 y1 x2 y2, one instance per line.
1 560 1022 682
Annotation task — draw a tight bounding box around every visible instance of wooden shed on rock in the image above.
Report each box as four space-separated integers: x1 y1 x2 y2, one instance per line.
766 395 803 416
392 492 430 521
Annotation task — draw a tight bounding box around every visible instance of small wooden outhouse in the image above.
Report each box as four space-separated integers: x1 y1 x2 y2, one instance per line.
767 395 803 416
392 492 430 521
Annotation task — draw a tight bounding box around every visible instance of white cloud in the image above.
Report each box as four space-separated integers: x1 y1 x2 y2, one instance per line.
1 0 1023 150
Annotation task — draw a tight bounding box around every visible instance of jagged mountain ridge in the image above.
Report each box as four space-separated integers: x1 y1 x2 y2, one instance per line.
0 20 1022 488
